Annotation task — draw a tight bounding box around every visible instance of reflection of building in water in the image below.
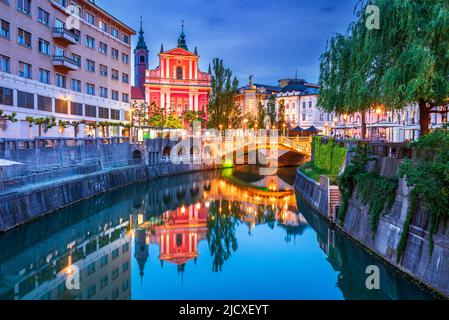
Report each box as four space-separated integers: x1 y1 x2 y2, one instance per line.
134 228 149 286
0 221 132 300
136 204 208 280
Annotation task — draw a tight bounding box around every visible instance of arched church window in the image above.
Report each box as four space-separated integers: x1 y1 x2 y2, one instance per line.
176 66 183 80
140 55 145 63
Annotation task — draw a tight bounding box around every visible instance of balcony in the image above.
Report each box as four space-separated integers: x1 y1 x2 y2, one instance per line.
53 55 79 71
52 27 79 45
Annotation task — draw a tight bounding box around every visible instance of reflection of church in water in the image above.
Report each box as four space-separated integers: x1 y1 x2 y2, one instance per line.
134 204 208 281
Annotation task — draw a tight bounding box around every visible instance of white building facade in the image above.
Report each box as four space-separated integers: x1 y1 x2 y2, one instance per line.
0 0 135 139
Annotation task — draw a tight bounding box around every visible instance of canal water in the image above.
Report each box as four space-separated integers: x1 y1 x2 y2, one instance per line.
0 166 436 300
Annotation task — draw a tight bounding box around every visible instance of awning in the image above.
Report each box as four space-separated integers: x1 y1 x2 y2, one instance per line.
0 159 23 167
289 126 304 132
368 122 402 128
305 126 321 133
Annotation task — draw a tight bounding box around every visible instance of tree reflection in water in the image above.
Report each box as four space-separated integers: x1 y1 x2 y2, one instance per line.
206 200 240 272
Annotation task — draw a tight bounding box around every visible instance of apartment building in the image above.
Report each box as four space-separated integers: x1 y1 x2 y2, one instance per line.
276 78 333 131
0 0 135 138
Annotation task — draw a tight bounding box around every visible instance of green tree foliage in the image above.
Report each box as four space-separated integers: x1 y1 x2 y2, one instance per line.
164 114 183 129
399 128 449 256
266 95 276 127
257 101 267 129
26 116 56 137
299 137 348 184
0 109 17 131
207 58 243 129
206 200 240 272
277 99 286 128
319 0 449 136
183 110 206 127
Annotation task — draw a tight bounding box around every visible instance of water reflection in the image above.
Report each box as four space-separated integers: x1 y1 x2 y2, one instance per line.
0 167 436 300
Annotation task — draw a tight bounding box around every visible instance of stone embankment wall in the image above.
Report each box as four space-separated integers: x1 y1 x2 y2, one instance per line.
295 157 449 298
0 163 222 232
0 137 222 232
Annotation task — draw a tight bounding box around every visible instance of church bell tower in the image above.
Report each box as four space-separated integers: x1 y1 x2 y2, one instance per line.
134 17 149 88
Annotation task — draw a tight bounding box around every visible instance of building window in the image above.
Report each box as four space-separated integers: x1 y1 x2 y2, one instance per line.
0 87 13 106
111 48 119 60
302 114 306 121
0 19 10 39
86 83 95 95
122 280 129 292
112 268 119 280
99 64 107 77
99 87 108 98
86 59 95 72
122 243 129 253
37 95 52 112
0 55 10 73
122 53 129 64
54 0 66 7
99 20 108 32
18 61 32 79
85 104 97 118
112 248 119 260
122 73 129 83
38 68 50 84
309 101 312 108
302 102 306 109
71 79 81 92
100 276 108 289
98 107 109 119
111 27 118 38
84 11 95 25
71 54 81 67
112 287 119 300
55 73 66 88
139 55 145 63
17 91 34 109
38 8 50 26
122 34 129 44
17 0 31 16
111 90 119 101
38 38 50 55
111 109 120 120
55 98 68 114
85 35 95 49
122 261 129 273
176 66 183 80
71 102 83 116
122 93 129 103
99 41 107 55
100 254 108 267
17 28 31 48
87 285 96 299
111 69 119 81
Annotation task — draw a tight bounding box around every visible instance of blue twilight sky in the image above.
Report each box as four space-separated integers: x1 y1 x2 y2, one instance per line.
97 0 358 87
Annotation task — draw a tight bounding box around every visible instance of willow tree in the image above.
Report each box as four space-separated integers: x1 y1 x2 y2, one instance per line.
321 0 449 137
319 8 377 139
366 0 449 135
207 58 242 129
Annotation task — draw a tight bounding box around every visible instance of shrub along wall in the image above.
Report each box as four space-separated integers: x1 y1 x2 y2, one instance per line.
313 136 348 176
300 137 348 184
